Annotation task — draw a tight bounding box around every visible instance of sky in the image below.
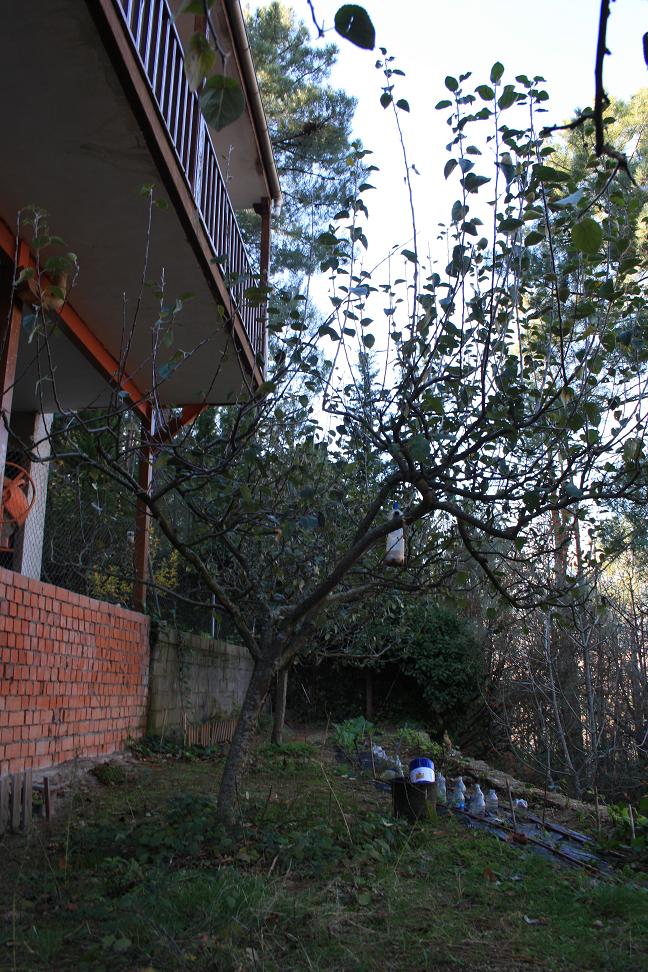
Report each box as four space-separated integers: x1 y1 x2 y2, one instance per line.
253 0 647 267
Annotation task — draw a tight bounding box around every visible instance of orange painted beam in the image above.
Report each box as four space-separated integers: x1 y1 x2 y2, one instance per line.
155 403 208 445
0 218 148 421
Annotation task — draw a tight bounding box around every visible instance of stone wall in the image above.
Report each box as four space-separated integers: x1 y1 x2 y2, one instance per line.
147 627 254 735
0 567 150 773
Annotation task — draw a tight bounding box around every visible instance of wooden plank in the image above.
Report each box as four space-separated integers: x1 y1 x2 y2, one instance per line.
43 777 51 823
11 774 22 832
0 776 9 835
22 769 32 831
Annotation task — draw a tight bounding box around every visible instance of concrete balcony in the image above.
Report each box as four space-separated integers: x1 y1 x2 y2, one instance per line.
0 0 280 410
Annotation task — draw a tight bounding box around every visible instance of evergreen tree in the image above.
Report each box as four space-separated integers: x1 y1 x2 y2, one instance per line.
243 2 362 280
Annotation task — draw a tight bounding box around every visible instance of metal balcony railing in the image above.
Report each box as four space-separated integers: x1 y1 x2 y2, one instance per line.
113 0 264 364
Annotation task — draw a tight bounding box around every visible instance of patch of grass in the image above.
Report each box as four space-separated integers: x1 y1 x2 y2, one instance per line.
1 737 647 972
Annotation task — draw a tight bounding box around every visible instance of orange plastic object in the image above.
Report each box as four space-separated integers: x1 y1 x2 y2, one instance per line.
0 462 36 551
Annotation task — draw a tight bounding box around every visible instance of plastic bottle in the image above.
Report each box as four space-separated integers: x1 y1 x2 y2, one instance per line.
469 783 486 815
452 776 466 810
486 788 498 814
436 772 447 805
385 502 405 566
394 755 404 777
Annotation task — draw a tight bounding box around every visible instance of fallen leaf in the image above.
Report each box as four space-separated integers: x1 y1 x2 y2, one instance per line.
483 867 497 882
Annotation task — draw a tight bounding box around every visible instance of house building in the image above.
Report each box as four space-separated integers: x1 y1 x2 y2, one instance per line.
0 0 280 774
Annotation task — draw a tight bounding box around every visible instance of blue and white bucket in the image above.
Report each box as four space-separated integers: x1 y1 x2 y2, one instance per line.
409 757 435 784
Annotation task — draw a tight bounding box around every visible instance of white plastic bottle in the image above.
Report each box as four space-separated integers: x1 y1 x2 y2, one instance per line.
436 772 447 805
469 783 486 815
385 501 405 566
486 788 498 814
452 776 466 810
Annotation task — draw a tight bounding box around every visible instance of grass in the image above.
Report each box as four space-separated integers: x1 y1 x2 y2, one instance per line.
1 736 647 971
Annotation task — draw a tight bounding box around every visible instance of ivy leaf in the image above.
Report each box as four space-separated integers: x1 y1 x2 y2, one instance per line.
380 92 393 109
572 218 603 256
362 333 375 348
445 76 459 92
490 62 505 83
396 99 410 112
200 75 245 130
185 33 215 93
334 5 375 50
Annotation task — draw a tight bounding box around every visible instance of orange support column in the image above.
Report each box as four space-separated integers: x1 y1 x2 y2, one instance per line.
133 409 154 613
0 258 23 488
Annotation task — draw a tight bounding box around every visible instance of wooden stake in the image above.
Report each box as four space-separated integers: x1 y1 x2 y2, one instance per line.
43 777 51 823
11 774 21 832
628 803 636 841
506 779 517 833
0 776 9 834
594 786 601 837
22 769 32 831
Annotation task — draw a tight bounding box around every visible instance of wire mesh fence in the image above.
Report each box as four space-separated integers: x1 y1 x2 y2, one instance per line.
1 436 225 635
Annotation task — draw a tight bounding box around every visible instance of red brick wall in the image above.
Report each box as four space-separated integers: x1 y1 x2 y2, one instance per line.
0 567 150 773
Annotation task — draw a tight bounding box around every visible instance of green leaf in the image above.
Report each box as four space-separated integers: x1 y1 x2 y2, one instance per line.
533 164 570 184
256 381 276 397
572 218 603 256
499 217 523 233
476 84 494 101
396 99 410 112
362 333 375 348
380 92 393 109
200 75 245 131
408 434 431 462
318 231 339 246
462 172 490 193
319 325 340 341
524 231 545 245
490 62 505 83
334 5 375 50
15 267 34 285
401 249 418 264
445 76 459 92
444 159 458 179
184 32 215 93
498 86 517 110
435 99 452 110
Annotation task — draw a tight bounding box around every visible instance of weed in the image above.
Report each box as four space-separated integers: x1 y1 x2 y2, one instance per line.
91 762 128 786
332 715 375 755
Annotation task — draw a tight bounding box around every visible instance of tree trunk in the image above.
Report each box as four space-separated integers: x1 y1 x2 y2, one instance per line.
216 658 275 826
271 668 288 744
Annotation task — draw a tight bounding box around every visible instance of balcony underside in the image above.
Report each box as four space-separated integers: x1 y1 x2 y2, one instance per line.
0 0 263 409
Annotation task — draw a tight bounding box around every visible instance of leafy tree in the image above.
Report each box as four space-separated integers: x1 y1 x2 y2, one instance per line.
15 57 648 824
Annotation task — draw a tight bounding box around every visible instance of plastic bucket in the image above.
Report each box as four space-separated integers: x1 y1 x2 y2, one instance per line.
409 757 435 784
